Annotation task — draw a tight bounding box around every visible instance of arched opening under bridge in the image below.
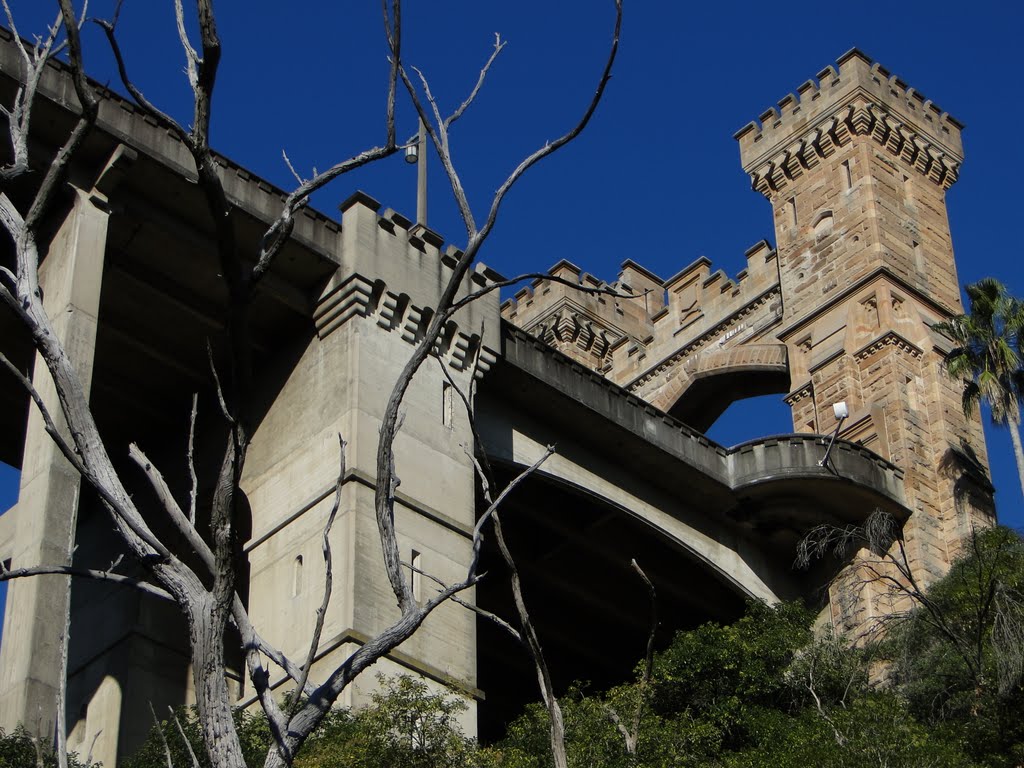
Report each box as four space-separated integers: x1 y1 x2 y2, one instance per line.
475 467 749 742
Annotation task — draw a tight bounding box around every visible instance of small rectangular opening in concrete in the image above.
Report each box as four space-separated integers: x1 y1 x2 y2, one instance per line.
411 550 422 603
0 559 9 650
442 382 454 429
292 554 303 597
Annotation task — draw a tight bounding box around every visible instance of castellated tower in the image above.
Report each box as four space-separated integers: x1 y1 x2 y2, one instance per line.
503 49 996 633
736 49 994 621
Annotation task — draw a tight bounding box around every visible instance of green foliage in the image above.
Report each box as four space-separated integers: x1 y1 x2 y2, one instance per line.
487 600 980 767
118 706 271 768
121 676 481 768
0 725 97 768
933 278 1024 494
933 277 1024 424
885 526 1024 767
118 530 1024 767
721 693 976 768
296 675 479 768
650 600 813 738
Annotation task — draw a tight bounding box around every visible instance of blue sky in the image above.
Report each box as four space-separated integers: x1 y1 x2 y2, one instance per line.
2 0 1023 550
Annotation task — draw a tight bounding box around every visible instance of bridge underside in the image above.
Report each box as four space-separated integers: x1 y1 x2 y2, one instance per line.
474 324 910 737
475 469 747 741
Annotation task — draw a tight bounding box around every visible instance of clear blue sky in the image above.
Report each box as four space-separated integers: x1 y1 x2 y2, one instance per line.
2 0 1023 546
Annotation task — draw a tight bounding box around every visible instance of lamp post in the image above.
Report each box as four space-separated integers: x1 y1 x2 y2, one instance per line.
819 401 849 469
404 117 427 226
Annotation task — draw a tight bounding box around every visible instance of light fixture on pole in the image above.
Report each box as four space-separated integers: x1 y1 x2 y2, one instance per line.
404 117 427 226
819 400 849 469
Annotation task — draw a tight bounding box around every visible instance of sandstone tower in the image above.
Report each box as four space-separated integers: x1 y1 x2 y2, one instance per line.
507 49 995 630
735 49 994 625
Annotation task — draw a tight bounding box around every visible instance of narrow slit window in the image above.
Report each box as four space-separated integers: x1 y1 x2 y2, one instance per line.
292 555 303 597
842 160 853 191
442 382 454 429
906 376 919 412
913 240 924 272
411 550 422 603
0 559 9 650
787 197 797 228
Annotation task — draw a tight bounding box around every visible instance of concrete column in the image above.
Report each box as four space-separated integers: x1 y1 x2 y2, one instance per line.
0 186 109 740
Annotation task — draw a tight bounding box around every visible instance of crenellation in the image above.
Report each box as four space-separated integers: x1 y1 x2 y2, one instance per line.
738 50 963 201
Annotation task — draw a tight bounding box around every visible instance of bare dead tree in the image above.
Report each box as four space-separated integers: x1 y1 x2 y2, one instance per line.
603 560 658 760
796 510 1024 700
0 2 624 768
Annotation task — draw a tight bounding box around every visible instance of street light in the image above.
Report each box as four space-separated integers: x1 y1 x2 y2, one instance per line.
405 117 427 226
819 400 849 469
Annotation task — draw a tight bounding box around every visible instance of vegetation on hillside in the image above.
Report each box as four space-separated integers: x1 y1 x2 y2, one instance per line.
87 524 1022 767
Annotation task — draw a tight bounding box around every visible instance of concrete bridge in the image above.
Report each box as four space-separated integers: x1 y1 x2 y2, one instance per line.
0 31 993 765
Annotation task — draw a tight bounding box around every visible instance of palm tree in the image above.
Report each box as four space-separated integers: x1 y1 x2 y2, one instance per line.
933 278 1024 497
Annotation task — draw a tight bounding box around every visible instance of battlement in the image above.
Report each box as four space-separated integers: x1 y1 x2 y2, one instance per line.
501 238 783 391
313 192 504 367
735 48 964 190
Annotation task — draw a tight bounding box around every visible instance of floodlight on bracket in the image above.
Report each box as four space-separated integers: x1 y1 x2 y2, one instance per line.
819 400 849 469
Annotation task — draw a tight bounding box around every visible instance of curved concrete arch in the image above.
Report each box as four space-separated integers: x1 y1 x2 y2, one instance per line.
489 428 785 605
649 343 790 432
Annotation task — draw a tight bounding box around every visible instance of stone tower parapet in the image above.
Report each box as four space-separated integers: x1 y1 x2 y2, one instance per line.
735 48 963 192
501 238 786 426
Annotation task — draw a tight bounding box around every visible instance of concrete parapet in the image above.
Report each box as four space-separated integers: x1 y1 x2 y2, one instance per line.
316 192 502 372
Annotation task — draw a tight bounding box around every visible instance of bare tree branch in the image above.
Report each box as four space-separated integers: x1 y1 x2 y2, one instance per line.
492 510 569 768
0 561 172 600
445 33 506 129
129 443 215 574
602 561 657 756
205 341 233 424
416 565 523 641
173 0 200 91
0 349 87 477
169 707 201 768
148 702 175 768
443 270 646 323
187 394 199 524
0 1 624 764
292 437 346 706
55 550 72 768
24 0 97 233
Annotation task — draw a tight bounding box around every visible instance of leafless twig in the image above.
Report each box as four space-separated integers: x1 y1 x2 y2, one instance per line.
169 707 201 768
445 33 506 129
604 560 658 755
293 437 346 704
187 394 199 524
148 702 174 768
0 561 172 600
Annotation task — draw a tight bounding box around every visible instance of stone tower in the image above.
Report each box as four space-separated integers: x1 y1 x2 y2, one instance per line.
736 49 994 624
506 49 995 631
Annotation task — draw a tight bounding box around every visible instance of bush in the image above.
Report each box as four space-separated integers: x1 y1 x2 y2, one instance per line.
0 725 98 768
